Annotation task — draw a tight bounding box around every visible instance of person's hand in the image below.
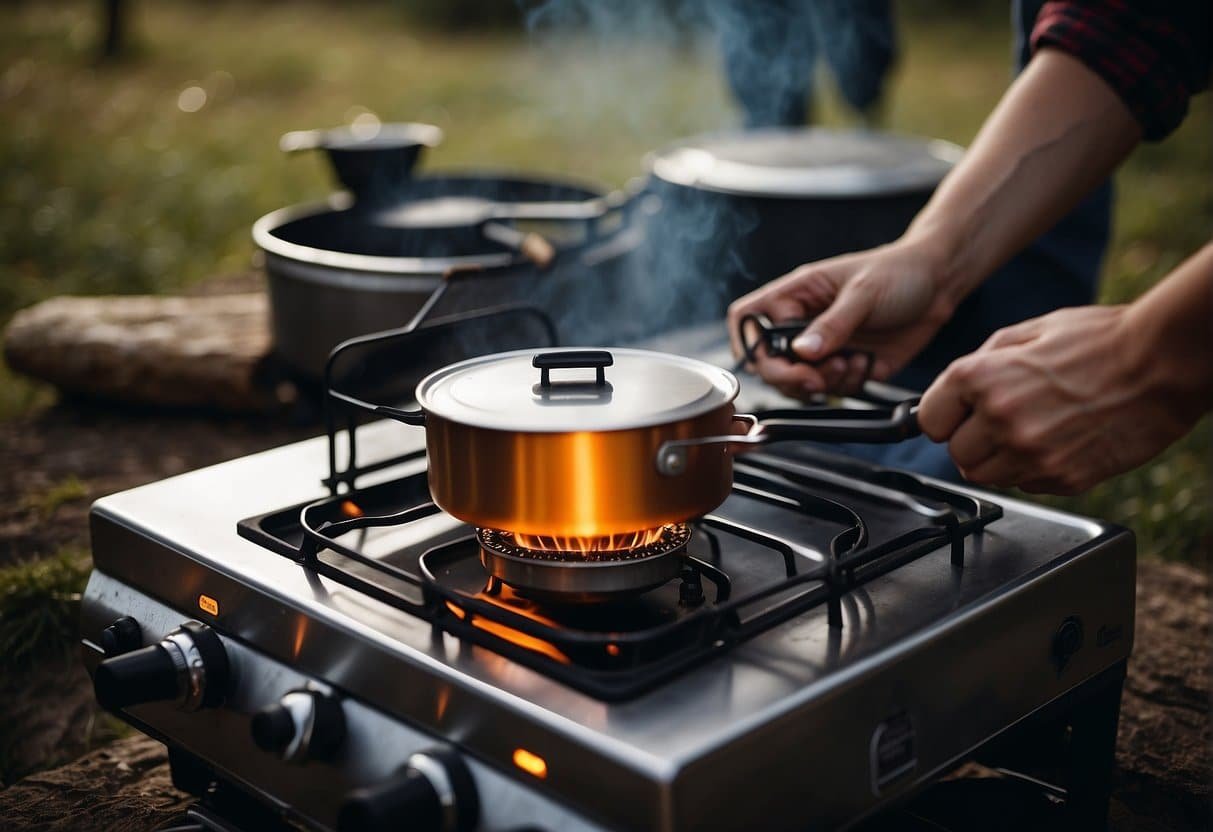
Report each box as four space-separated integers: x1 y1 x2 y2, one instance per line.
727 238 957 398
918 304 1203 494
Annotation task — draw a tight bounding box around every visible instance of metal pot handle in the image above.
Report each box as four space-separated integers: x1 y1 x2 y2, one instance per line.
373 405 426 426
655 401 921 476
533 350 613 388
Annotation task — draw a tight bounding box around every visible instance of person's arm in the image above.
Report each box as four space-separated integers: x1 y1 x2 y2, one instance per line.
727 48 1141 395
917 242 1213 494
901 48 1141 310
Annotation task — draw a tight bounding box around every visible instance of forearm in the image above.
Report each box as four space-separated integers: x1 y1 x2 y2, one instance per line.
1126 242 1213 418
904 49 1142 307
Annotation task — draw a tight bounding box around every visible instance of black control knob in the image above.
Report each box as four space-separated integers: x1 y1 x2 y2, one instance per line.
1051 615 1084 671
339 746 479 832
100 616 142 656
94 620 229 712
252 689 345 762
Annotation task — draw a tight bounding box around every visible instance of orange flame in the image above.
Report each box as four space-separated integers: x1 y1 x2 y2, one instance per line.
510 526 669 554
446 592 571 665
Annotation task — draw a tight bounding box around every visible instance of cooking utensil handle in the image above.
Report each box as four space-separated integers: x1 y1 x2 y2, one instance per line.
654 402 921 476
278 129 323 154
481 221 556 270
736 312 873 369
533 350 613 388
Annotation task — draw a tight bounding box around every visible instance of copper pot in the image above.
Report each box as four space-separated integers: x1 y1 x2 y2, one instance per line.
380 347 921 539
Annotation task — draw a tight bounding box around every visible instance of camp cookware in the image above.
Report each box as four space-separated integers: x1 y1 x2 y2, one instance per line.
375 347 921 539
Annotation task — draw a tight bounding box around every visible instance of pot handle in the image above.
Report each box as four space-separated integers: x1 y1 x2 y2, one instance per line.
534 350 613 388
373 404 426 427
655 400 921 476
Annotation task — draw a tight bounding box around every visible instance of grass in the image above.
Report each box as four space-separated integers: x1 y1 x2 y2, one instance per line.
21 475 89 518
1 0 1209 571
0 549 91 669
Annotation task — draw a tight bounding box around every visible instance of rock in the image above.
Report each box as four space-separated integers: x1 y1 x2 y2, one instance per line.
3 293 291 414
0 735 190 831
0 654 112 787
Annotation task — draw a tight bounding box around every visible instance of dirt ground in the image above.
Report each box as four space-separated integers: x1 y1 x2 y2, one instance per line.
0 397 1208 830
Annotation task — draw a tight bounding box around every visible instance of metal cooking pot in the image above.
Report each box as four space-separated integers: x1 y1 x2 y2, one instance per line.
376 346 921 539
636 127 962 323
254 173 637 381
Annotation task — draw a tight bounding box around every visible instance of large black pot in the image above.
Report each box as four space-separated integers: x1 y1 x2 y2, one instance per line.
254 172 640 382
632 128 961 328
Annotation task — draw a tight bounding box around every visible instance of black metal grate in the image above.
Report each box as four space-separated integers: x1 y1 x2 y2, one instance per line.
238 303 1001 699
238 446 1001 700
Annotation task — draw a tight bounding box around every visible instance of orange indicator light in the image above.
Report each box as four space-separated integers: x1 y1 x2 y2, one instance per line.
512 748 548 779
198 594 219 616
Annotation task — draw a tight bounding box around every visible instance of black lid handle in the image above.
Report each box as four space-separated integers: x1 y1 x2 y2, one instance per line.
533 350 613 388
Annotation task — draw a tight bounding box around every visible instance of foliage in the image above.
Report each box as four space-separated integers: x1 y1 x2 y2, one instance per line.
22 475 89 518
0 550 91 669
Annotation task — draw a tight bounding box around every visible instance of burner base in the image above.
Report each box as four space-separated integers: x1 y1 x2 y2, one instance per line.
477 525 691 603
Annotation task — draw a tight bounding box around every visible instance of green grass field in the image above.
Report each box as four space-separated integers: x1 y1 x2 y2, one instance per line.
1 1 1209 564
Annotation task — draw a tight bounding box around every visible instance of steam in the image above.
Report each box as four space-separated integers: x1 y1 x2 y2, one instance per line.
513 1 772 340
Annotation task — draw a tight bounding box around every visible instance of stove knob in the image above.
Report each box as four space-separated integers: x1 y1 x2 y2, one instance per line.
252 690 346 762
338 746 479 832
100 616 142 656
1050 615 1085 671
94 620 230 712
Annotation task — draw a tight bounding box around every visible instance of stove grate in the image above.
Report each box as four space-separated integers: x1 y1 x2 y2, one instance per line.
236 302 1001 699
238 447 1000 700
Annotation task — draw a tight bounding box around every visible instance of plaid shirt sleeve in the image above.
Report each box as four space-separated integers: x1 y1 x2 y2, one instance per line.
1031 0 1212 140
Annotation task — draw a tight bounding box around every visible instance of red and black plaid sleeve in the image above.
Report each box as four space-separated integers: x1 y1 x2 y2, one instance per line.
1031 0 1212 140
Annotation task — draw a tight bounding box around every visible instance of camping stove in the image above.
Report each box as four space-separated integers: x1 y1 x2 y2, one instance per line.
80 321 1135 832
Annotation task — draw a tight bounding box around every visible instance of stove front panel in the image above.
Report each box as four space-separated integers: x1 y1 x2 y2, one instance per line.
85 419 1135 830
81 572 611 832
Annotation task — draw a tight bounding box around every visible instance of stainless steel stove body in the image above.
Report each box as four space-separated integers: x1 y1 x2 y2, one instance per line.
80 336 1136 832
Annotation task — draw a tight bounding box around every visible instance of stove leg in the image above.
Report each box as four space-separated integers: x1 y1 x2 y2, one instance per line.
1063 664 1125 831
167 746 296 832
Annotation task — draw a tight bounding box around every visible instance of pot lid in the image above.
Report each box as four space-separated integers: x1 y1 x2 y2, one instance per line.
649 127 962 198
415 347 739 432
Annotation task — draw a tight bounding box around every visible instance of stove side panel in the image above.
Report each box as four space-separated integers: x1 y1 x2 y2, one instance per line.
669 529 1136 831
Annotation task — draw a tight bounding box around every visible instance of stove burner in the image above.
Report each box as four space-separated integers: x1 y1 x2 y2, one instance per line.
477 524 692 603
478 524 691 562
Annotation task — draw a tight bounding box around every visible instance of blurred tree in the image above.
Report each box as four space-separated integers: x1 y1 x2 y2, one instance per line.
100 0 126 60
398 0 523 31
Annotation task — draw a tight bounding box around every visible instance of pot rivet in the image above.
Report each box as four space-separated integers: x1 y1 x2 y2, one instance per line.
660 448 686 476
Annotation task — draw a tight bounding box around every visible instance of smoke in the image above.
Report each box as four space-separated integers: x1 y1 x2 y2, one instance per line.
507 2 762 340
468 1 898 348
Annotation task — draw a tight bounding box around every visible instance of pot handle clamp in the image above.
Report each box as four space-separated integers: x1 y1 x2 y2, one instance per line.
534 350 613 388
735 312 874 375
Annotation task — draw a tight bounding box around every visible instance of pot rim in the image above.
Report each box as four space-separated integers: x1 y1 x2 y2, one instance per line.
252 170 615 276
647 127 963 200
253 193 519 276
